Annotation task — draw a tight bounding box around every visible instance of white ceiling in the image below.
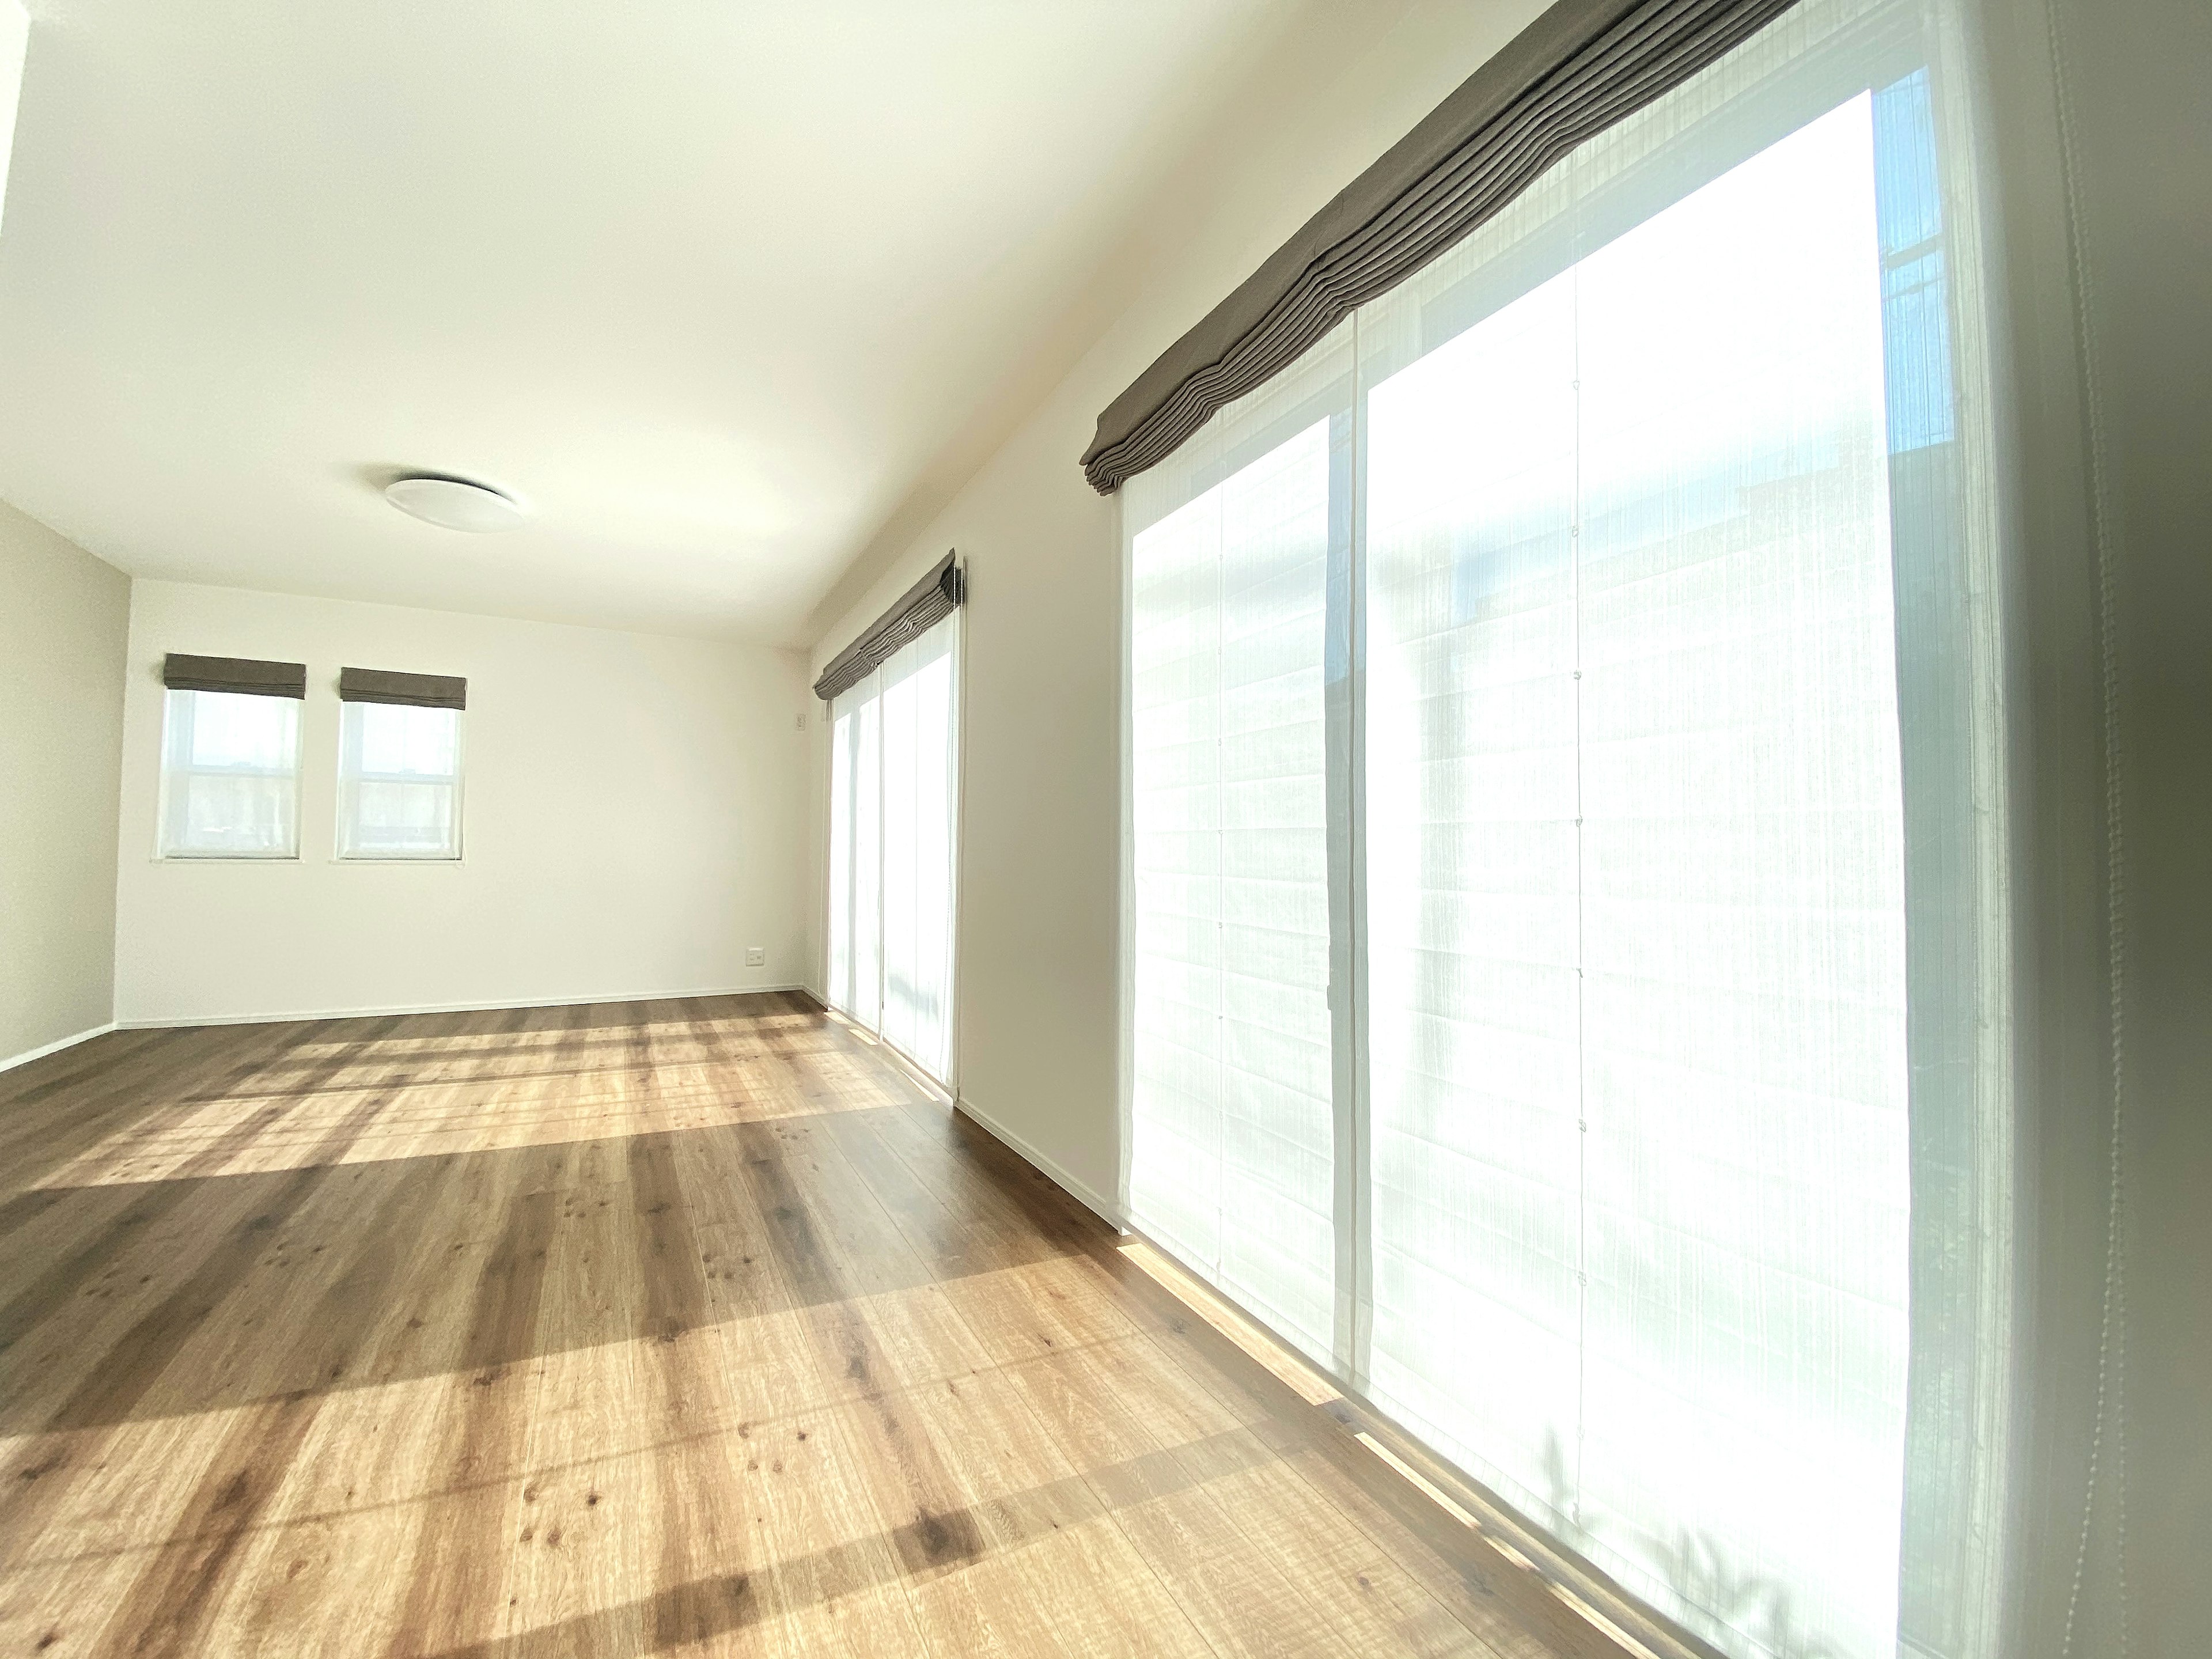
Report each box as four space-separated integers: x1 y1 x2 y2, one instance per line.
0 1 1298 643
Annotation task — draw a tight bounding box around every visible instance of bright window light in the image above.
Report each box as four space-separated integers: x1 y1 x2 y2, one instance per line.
826 612 959 1084
338 700 463 860
158 688 302 858
1122 9 2011 1656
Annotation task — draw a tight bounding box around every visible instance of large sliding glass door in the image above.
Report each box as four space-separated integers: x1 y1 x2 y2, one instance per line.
828 611 960 1084
1128 413 1339 1365
1122 4 2009 1657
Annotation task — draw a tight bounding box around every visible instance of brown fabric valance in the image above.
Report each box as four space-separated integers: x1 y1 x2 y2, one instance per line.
1080 0 1800 494
812 553 964 702
339 667 467 710
162 654 306 698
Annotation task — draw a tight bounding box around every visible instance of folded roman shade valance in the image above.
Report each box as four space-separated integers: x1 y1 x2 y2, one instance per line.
1079 0 1801 493
162 653 306 698
812 552 964 701
339 667 468 710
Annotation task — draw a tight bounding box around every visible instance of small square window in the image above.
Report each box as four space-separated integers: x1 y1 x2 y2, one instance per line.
338 701 463 859
159 688 302 858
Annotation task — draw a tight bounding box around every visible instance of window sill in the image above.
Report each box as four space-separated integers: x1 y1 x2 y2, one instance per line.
147 854 465 865
150 854 302 863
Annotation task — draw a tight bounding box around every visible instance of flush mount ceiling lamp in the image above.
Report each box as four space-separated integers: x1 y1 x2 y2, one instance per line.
384 474 526 532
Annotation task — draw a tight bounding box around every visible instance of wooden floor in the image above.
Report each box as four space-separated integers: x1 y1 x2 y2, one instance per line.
0 995 1577 1659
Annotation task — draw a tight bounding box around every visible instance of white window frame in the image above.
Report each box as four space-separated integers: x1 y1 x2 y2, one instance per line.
334 699 466 862
156 687 305 861
823 607 963 1089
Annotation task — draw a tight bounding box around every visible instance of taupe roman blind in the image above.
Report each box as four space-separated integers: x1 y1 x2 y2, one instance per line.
338 667 467 710
162 654 306 698
812 552 964 701
1080 0 1800 493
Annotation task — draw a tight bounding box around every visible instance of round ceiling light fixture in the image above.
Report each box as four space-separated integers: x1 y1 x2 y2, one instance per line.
384 474 526 532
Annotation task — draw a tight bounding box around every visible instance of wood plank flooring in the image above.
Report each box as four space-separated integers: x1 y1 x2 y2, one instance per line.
0 994 1580 1659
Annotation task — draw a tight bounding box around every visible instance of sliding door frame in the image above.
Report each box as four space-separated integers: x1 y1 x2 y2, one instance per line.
824 607 965 1093
1118 4 2013 1655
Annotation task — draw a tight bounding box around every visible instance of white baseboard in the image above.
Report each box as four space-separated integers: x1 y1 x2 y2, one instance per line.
113 983 813 1030
954 1091 1126 1233
1 1020 120 1075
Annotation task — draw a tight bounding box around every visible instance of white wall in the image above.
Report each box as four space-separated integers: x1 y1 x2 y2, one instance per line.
117 581 811 1024
808 0 1548 1216
0 498 128 1063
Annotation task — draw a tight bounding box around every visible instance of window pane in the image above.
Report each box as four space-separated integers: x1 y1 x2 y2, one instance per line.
1363 270 1583 1523
1117 5 2010 1656
160 688 300 858
1362 91 1911 1659
1128 418 1336 1366
339 702 461 859
849 683 882 1031
1576 94 1907 1657
825 623 960 1084
879 624 958 1081
358 702 457 776
828 708 855 1012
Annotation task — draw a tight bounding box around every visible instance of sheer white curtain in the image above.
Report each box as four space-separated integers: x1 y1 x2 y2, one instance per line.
879 623 959 1075
827 611 959 1082
1127 410 1340 1364
1122 3 2009 1656
159 688 301 858
1361 266 1585 1533
337 702 463 859
1366 91 1915 1658
828 695 857 1014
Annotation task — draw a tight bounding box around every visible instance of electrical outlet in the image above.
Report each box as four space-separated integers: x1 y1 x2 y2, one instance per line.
745 946 766 967
794 711 805 731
